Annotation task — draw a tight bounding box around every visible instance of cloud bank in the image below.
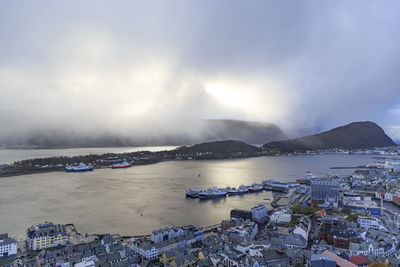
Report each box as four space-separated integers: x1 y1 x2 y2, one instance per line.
1 0 400 143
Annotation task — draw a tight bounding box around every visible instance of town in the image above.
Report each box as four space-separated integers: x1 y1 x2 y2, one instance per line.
2 155 400 267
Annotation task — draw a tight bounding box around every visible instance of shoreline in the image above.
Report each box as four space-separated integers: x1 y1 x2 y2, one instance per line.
0 152 377 179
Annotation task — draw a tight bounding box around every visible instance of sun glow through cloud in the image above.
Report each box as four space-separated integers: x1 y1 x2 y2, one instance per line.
205 82 253 109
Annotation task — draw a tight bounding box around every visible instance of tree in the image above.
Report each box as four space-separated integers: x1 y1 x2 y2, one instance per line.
368 262 390 267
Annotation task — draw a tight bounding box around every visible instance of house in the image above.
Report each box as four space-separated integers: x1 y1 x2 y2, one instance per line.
348 255 370 267
293 217 311 243
321 250 357 267
256 249 289 267
286 249 310 266
311 254 336 267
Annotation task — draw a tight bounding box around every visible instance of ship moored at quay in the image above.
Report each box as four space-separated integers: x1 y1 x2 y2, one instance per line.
111 162 133 169
184 174 312 199
65 163 94 172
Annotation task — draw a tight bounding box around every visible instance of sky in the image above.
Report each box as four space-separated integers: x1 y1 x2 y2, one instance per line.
1 0 400 142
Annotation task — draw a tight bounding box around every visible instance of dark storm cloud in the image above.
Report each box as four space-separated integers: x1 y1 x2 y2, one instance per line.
1 0 400 142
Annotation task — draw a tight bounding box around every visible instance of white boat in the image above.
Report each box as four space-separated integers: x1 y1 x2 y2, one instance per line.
305 172 317 180
65 163 94 172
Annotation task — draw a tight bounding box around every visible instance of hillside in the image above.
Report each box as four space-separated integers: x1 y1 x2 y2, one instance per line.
263 121 395 152
175 140 262 155
202 119 287 144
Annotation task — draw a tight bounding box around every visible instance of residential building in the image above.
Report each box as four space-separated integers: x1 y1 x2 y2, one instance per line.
151 226 184 244
357 216 388 232
349 255 370 267
318 216 357 249
251 205 268 223
133 229 205 261
0 234 17 257
26 222 68 251
293 217 311 243
311 254 336 267
230 209 252 221
321 250 357 267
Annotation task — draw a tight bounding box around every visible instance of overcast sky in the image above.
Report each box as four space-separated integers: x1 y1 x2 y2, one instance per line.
1 0 400 141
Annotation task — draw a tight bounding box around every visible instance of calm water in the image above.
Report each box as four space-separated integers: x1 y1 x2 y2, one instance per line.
0 153 374 238
0 146 178 164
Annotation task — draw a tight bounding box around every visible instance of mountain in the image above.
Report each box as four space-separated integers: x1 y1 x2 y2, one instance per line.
201 119 287 144
263 121 395 152
175 140 262 155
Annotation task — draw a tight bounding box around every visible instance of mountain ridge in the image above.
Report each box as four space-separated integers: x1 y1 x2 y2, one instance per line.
263 121 395 152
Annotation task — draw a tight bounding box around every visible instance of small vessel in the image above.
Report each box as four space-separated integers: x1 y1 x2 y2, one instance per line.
228 185 248 195
305 171 317 180
65 163 94 172
198 187 227 199
112 162 132 169
186 188 200 198
248 184 264 193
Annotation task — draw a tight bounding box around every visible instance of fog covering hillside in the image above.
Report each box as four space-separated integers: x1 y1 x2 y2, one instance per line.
0 119 287 148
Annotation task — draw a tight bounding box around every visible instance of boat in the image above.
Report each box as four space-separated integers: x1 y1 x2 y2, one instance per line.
65 163 94 172
297 172 317 183
237 184 249 194
248 184 264 193
227 185 248 195
112 162 132 169
305 172 317 180
186 188 200 198
198 187 227 199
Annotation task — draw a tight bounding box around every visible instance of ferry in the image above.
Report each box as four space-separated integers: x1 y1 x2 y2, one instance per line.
186 188 200 198
198 187 227 199
112 162 132 169
65 163 94 172
248 184 264 193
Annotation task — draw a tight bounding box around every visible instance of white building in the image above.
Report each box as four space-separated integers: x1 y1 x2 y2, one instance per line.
358 216 388 232
269 210 292 224
26 222 68 251
134 229 205 261
0 234 17 257
384 192 393 202
293 217 311 242
151 226 184 243
74 260 95 267
251 205 268 223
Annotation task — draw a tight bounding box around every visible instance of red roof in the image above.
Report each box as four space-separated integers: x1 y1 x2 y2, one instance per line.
322 251 357 267
349 255 370 265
